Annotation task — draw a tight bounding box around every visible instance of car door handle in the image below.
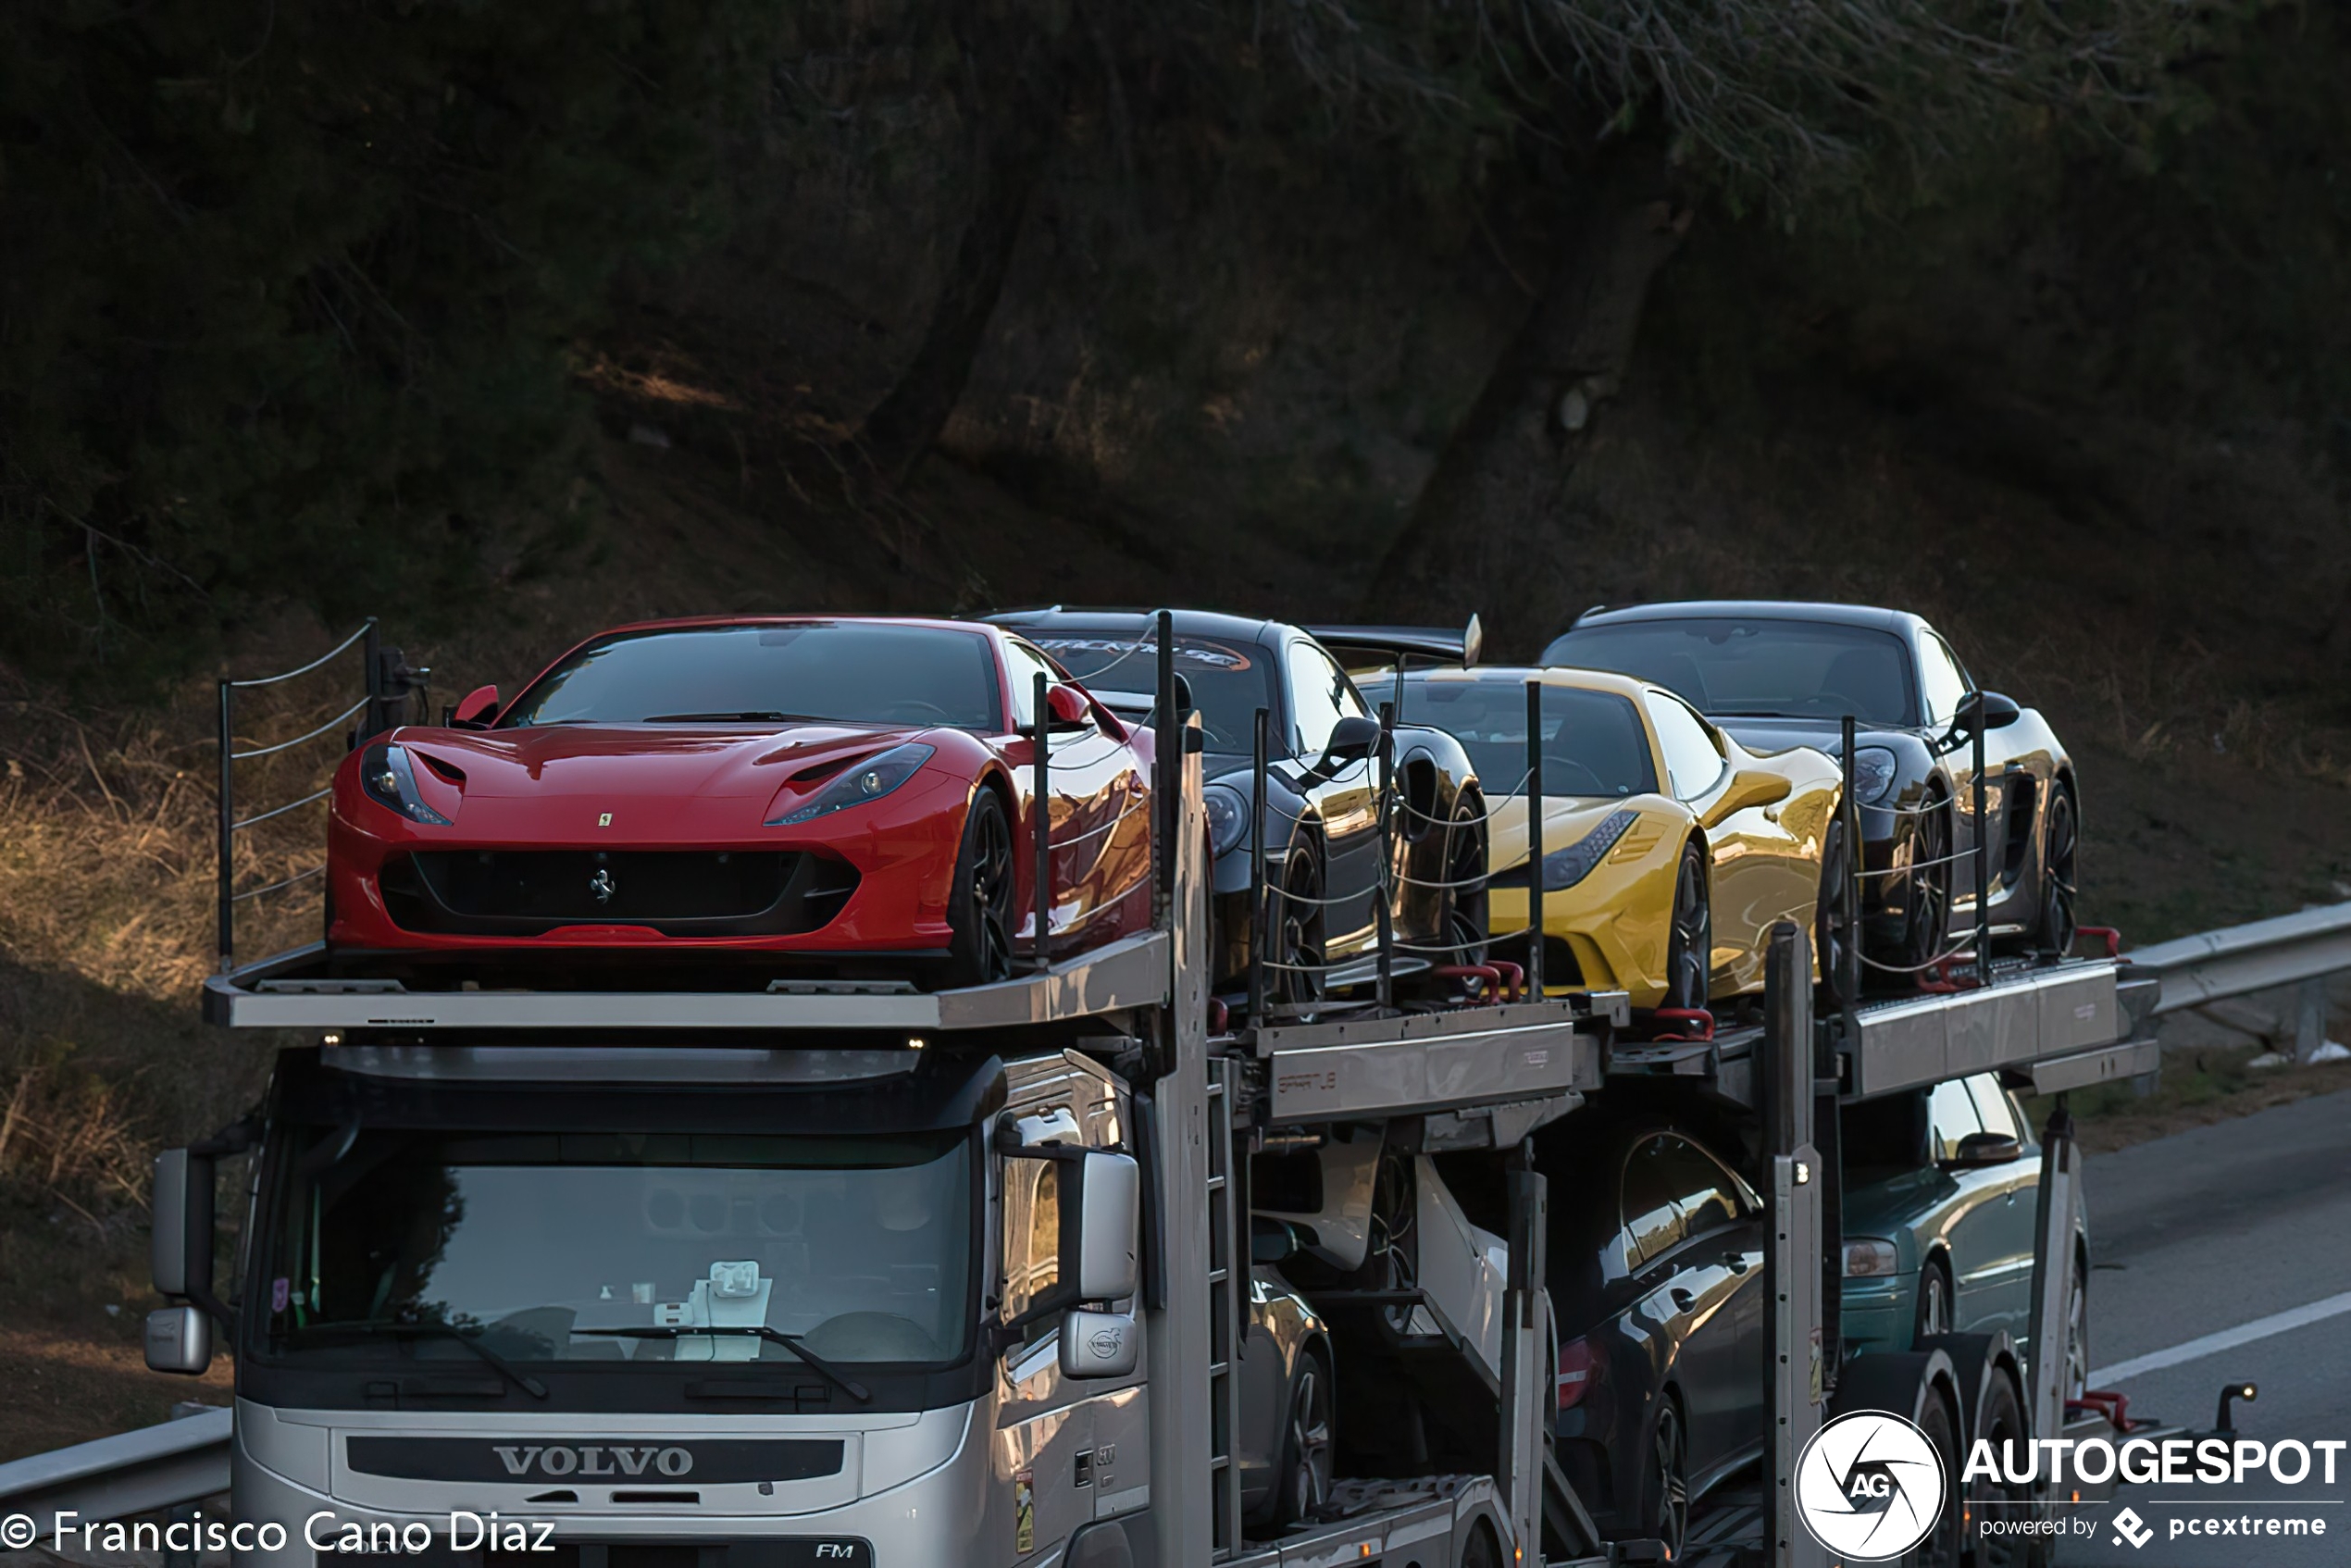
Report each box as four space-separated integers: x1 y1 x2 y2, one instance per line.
1671 1287 1697 1313
1721 1251 1750 1274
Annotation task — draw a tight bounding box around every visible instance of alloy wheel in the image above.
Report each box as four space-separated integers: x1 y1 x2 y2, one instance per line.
2066 1270 2090 1403
1440 802 1490 969
1664 845 1710 1012
1917 1266 1953 1340
1283 1362 1335 1524
1906 802 1951 969
2038 790 2079 959
972 802 1016 980
1651 1400 1689 1559
1271 844 1327 1010
1817 813 1856 1000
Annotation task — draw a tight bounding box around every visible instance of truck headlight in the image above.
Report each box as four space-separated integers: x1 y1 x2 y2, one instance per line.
360 743 453 826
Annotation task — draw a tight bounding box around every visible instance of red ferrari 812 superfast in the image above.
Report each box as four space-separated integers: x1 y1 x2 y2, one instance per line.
324 617 1155 988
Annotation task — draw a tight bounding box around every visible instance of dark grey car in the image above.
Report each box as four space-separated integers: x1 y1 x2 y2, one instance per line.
989 609 1489 1007
1543 602 2077 976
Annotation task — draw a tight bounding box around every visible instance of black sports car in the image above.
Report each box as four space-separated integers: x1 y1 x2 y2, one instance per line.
1542 602 2077 976
988 609 1489 1006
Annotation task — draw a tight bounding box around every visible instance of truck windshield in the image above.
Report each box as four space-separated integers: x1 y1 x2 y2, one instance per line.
498 623 1004 730
259 1125 975 1366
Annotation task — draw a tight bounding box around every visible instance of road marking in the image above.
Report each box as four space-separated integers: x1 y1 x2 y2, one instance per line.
2096 1288 2351 1384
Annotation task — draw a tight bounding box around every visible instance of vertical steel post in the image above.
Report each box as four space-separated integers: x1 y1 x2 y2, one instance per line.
1154 609 1177 927
1840 714 1862 1002
1033 672 1052 970
216 679 235 974
1147 719 1213 1568
361 618 384 740
1250 707 1271 1023
1761 924 1824 1568
1973 696 1991 983
1375 700 1395 1010
1525 679 1546 999
1497 1143 1548 1559
2026 1096 2081 1453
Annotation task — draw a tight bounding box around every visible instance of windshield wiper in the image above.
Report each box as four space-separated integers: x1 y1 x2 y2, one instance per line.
291 1322 549 1399
641 711 812 724
570 1325 870 1402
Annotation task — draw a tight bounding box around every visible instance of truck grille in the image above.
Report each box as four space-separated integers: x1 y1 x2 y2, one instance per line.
380 850 858 938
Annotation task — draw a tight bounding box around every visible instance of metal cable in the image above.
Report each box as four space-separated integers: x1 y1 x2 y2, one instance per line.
230 864 327 902
231 785 333 830
231 697 369 760
1046 799 1152 851
1857 939 1984 976
226 621 375 690
1389 770 1530 828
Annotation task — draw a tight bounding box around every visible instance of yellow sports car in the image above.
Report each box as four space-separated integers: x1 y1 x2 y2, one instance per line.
1392 666 1848 1014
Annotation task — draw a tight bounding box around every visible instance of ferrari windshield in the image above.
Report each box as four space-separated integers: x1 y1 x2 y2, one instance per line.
1542 618 1918 726
260 1123 975 1366
1401 678 1658 799
499 623 1003 730
1024 631 1276 754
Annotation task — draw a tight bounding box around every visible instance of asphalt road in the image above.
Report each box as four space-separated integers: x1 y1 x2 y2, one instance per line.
2055 1087 2351 1566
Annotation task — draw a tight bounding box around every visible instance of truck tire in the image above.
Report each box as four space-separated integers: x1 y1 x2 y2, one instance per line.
1831 1350 1964 1568
1915 1333 2033 1568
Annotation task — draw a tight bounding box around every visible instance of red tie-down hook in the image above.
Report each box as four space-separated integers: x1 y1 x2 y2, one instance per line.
1649 1008 1715 1042
1433 964 1511 1005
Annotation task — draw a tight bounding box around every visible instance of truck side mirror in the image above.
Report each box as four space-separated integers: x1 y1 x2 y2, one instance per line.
145 1304 213 1375
149 1148 220 1374
1060 1307 1139 1380
151 1148 198 1298
1072 1150 1140 1301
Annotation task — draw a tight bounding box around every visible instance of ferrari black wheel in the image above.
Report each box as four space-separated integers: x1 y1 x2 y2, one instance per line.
1816 811 1856 1001
1270 840 1328 1011
1902 796 1952 970
1661 840 1710 1012
941 790 1016 987
1435 795 1490 970
2033 786 2079 960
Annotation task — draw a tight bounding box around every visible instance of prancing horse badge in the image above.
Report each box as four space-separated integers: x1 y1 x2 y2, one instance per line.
598 812 613 827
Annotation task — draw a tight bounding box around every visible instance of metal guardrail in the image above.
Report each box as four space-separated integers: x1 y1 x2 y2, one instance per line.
2126 900 2351 1015
0 1404 229 1523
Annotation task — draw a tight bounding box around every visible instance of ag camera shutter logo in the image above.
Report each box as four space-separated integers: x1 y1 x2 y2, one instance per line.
1796 1410 1947 1560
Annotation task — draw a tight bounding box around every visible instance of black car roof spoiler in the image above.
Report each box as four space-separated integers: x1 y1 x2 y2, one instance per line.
1306 616 1485 671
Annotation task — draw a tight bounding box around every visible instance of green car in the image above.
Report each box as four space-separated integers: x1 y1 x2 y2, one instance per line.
1839 1074 2089 1397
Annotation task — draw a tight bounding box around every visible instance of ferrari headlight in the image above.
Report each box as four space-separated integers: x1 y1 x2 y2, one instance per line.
1203 783 1250 857
1850 746 1899 805
767 743 935 826
1843 1238 1899 1278
359 743 452 826
1533 808 1641 891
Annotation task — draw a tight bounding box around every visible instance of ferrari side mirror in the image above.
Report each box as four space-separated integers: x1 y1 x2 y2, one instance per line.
449 684 500 729
1044 683 1093 732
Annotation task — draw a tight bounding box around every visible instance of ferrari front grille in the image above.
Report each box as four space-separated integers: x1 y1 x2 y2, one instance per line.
380 850 859 938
